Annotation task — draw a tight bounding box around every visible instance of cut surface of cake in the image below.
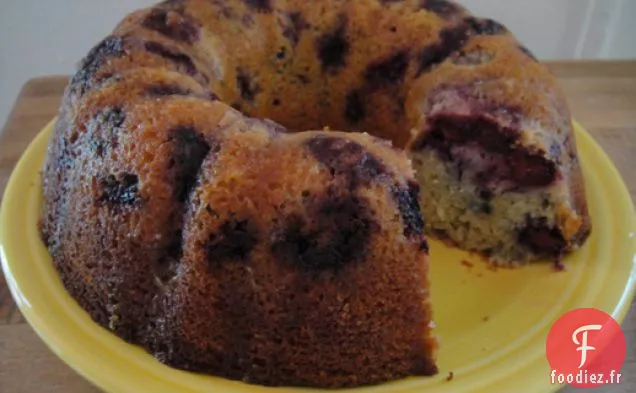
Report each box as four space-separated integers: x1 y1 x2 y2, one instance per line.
405 32 590 263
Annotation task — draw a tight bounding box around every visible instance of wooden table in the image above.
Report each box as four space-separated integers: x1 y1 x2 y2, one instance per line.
1 62 635 392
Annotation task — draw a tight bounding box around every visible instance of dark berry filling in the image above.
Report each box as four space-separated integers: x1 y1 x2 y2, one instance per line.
275 47 286 60
508 150 557 188
169 126 212 202
242 14 256 28
99 173 141 206
469 200 493 215
146 83 193 97
244 0 272 12
206 219 258 266
306 135 386 190
316 15 350 73
70 36 126 96
345 89 365 124
143 41 201 80
466 17 507 36
479 189 494 201
142 8 199 44
420 115 557 189
416 16 509 76
98 107 126 128
146 84 217 100
207 0 235 19
416 24 471 76
272 193 376 271
88 107 125 156
280 11 309 46
296 74 310 84
365 50 410 85
392 180 426 238
518 217 566 256
420 0 462 19
236 69 260 102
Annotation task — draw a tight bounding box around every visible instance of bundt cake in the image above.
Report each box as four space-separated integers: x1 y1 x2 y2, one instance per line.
39 0 591 388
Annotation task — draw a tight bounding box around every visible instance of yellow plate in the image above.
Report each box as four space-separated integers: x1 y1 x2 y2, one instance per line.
1 119 635 393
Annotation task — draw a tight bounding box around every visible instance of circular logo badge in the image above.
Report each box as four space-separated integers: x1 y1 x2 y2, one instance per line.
546 308 626 388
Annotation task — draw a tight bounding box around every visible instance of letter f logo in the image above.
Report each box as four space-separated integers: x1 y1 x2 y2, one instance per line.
546 309 626 389
572 324 603 368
